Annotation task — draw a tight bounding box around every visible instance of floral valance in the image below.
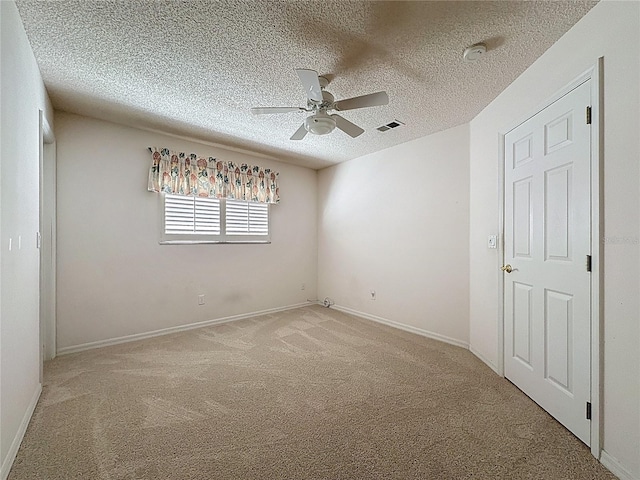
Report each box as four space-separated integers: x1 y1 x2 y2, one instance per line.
147 147 280 204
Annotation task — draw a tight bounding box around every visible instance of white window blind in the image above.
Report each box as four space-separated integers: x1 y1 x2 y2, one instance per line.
161 194 269 244
225 199 269 236
164 194 220 235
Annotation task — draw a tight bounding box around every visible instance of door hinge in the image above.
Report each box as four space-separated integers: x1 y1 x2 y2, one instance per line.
586 255 592 272
586 402 592 420
586 106 592 124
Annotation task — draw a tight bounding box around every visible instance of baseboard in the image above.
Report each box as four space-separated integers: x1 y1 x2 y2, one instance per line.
331 304 469 349
600 450 639 480
57 302 312 355
468 345 501 375
1 384 42 480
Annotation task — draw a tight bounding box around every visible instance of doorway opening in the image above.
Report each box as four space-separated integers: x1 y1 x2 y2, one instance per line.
39 111 56 383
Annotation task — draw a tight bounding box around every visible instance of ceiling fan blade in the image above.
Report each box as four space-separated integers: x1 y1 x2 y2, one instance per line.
290 123 308 141
332 114 364 138
296 69 323 102
334 91 389 111
251 107 305 115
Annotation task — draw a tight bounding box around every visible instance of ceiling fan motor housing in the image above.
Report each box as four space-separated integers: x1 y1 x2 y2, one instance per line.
304 112 336 135
308 90 335 110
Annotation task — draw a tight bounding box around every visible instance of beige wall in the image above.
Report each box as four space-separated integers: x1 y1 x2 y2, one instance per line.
55 113 318 350
318 123 470 345
0 1 54 476
469 1 640 477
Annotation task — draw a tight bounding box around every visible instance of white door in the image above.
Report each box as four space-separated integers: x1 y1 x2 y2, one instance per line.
503 80 592 445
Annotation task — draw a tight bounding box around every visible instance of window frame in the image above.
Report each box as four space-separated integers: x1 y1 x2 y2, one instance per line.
159 193 271 245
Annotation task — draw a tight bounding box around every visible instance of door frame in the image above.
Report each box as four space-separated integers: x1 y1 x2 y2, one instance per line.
39 110 56 381
497 58 603 459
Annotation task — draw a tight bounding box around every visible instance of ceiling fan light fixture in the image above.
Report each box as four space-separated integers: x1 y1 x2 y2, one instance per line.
304 113 336 135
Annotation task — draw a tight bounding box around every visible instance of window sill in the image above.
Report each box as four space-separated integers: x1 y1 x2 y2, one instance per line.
159 240 271 245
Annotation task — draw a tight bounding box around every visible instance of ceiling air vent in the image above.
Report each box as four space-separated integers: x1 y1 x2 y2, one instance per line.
377 119 405 132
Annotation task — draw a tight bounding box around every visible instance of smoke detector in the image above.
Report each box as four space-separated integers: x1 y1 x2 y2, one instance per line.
463 43 487 62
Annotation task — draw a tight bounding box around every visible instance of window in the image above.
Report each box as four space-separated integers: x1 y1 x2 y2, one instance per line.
164 195 221 236
161 194 270 244
225 199 269 236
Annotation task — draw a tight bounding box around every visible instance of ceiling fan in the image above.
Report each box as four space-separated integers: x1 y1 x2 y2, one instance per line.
251 69 389 140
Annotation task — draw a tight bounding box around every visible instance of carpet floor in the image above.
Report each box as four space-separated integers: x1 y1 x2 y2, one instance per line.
9 305 615 479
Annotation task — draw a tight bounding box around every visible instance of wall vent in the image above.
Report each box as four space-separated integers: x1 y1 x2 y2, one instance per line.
377 119 405 132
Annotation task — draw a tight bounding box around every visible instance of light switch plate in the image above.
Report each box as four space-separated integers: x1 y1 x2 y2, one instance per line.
488 235 497 249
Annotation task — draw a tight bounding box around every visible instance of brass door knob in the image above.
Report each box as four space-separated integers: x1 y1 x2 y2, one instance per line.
501 264 513 273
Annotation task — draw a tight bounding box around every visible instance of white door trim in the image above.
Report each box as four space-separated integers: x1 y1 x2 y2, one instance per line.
39 110 57 373
497 58 602 459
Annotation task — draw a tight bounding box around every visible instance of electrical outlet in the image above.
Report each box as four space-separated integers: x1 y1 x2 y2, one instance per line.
198 294 205 305
370 290 376 300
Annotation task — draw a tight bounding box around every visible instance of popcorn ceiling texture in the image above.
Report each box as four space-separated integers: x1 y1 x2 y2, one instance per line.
15 0 597 170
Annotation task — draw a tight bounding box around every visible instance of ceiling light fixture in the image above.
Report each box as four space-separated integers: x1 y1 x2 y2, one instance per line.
463 43 487 62
304 112 336 136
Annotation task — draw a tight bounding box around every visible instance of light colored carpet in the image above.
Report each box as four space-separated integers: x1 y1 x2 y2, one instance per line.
9 305 615 479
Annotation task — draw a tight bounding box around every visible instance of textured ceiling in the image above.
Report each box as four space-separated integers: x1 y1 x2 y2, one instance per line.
16 0 597 170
